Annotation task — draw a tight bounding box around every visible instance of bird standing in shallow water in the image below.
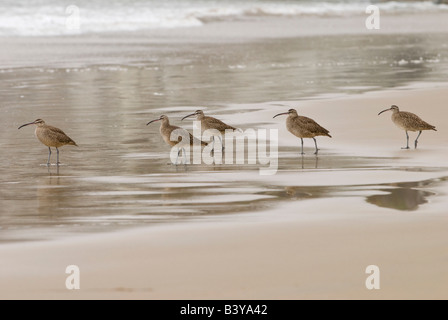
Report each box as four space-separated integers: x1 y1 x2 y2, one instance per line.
378 105 436 149
18 118 77 166
181 110 237 151
147 115 207 164
181 110 237 134
273 108 331 155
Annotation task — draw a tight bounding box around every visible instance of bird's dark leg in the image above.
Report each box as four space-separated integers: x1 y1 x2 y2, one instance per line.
402 131 410 149
211 136 215 157
300 138 305 155
313 137 319 155
218 135 224 151
414 131 422 149
181 147 187 165
47 147 52 166
175 148 181 165
56 147 60 165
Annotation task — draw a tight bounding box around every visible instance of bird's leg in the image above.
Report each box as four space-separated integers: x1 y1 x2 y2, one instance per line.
182 147 188 165
47 147 52 166
414 131 422 149
218 135 224 151
313 137 319 155
56 147 60 166
211 136 216 157
175 148 181 165
401 131 410 149
300 138 305 155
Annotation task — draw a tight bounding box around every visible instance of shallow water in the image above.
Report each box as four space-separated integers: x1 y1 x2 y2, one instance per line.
1 31 447 242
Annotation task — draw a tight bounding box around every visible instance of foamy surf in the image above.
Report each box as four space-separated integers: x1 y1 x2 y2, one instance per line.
1 0 447 36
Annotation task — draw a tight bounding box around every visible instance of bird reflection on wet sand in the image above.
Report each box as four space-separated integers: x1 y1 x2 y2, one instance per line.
366 188 434 211
283 180 437 212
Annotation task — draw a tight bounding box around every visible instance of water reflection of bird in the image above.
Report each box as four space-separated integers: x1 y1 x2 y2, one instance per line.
299 153 319 169
37 172 62 216
147 115 207 164
274 108 331 155
284 186 313 199
366 188 433 211
18 119 77 166
378 105 436 149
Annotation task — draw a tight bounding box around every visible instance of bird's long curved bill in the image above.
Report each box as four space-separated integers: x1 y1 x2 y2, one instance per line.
378 108 391 116
181 113 195 121
146 118 161 125
273 112 289 118
18 122 35 129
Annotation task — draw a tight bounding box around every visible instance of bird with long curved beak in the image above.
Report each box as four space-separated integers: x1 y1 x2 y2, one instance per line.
18 118 77 166
273 108 331 155
147 115 207 165
378 105 436 149
182 109 237 152
181 110 237 134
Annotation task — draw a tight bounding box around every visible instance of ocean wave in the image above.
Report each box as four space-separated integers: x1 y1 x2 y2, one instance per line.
0 0 447 36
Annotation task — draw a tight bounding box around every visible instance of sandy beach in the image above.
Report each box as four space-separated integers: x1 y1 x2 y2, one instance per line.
2 85 447 300
1 2 448 301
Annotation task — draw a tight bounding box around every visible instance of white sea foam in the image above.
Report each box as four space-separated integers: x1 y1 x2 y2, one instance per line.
0 0 447 36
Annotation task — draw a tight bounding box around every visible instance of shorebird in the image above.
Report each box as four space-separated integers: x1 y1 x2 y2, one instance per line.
378 105 436 149
181 110 237 134
18 119 77 166
273 108 331 155
147 115 207 164
181 110 237 150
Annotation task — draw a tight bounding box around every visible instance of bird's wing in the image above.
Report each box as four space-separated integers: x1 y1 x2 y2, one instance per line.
400 111 436 130
297 116 330 135
205 116 236 131
47 126 77 145
47 125 67 136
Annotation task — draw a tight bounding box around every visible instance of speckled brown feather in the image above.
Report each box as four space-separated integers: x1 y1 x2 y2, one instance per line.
286 114 332 139
184 110 237 135
35 125 77 148
200 115 237 134
391 111 436 132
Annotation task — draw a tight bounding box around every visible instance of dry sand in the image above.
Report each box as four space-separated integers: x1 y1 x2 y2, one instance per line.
1 85 447 300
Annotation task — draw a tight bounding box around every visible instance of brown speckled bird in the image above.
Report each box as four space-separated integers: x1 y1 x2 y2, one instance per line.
181 110 237 134
378 105 436 149
181 110 237 150
147 115 207 164
274 108 331 155
18 118 77 165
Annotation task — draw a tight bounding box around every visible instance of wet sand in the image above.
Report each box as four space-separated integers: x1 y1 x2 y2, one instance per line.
1 12 448 299
1 84 447 299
